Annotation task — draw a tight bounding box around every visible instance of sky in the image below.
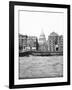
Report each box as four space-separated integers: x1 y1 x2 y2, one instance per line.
19 10 65 40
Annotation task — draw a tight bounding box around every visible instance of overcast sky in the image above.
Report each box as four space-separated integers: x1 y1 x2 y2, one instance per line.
19 10 65 40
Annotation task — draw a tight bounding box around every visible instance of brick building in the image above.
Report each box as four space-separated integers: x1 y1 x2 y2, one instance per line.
27 36 38 51
19 34 28 52
59 35 63 52
19 34 38 52
47 32 63 52
48 32 59 52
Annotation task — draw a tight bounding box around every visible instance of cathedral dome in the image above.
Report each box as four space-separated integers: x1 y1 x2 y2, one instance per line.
39 30 46 44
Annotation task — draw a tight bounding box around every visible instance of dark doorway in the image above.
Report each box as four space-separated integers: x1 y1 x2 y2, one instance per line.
56 47 58 51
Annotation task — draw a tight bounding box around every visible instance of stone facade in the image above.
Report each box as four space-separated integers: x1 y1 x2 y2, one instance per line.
27 36 38 51
48 32 63 52
19 34 28 51
19 34 38 52
59 35 63 52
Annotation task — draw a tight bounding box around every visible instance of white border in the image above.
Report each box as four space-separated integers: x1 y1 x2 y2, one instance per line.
14 5 67 85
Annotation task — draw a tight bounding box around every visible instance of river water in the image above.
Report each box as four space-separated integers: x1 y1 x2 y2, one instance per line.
19 56 63 79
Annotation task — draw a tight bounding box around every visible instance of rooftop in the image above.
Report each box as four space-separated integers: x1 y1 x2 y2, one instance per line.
49 32 59 36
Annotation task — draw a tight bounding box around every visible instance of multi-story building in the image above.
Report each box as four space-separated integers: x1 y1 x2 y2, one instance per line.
27 36 38 51
47 32 63 52
19 34 23 51
19 34 28 52
59 35 63 52
19 34 38 51
47 32 59 52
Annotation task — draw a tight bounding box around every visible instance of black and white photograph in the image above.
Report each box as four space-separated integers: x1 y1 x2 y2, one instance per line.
9 1 70 88
19 11 64 79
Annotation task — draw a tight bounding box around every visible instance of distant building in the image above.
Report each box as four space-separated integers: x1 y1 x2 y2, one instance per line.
47 32 59 52
22 35 28 51
38 43 48 52
19 34 23 51
59 35 63 52
19 34 38 51
19 34 27 52
38 30 48 51
38 30 46 45
27 36 38 51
